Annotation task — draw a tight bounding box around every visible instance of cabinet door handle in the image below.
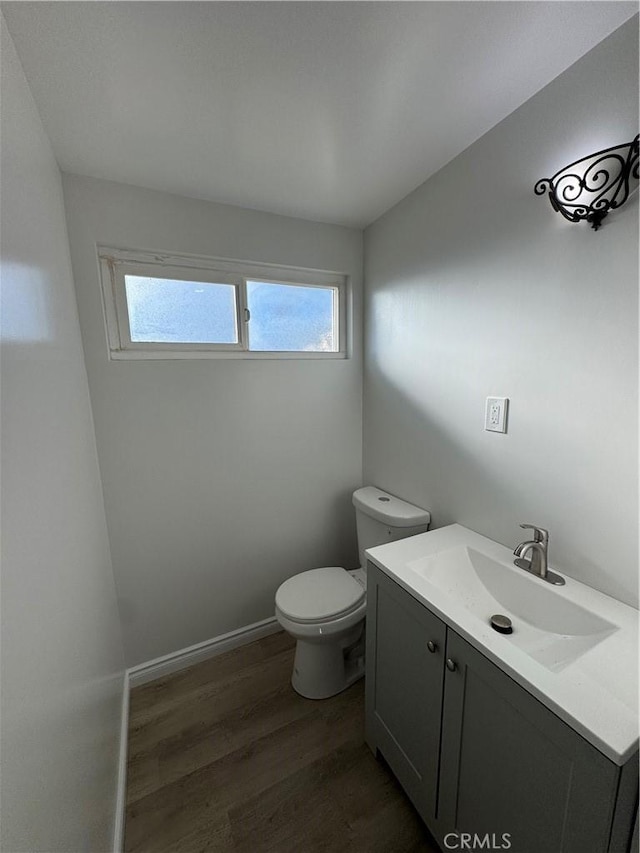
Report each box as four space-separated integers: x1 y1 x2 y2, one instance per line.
446 658 457 672
427 641 437 653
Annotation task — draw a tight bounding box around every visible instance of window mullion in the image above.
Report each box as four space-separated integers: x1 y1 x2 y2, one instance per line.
237 279 250 351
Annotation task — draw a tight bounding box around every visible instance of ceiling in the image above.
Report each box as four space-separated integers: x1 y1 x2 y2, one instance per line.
2 2 637 227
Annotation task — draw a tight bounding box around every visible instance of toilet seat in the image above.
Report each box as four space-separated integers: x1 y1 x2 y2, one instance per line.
275 566 365 624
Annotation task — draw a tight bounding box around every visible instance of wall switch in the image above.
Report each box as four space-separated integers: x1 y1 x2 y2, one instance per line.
485 397 509 433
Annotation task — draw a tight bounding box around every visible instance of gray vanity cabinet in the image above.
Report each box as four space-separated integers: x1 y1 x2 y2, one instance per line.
439 629 620 853
365 564 447 823
365 563 639 853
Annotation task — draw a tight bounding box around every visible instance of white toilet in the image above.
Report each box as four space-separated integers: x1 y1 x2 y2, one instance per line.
275 486 431 699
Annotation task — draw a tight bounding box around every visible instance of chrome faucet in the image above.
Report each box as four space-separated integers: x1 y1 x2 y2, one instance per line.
513 524 565 586
514 524 548 576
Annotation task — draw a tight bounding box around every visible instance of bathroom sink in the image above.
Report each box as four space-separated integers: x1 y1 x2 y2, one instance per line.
365 523 639 764
406 545 617 671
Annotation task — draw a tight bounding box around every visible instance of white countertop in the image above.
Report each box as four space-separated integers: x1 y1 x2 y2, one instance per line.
366 524 639 766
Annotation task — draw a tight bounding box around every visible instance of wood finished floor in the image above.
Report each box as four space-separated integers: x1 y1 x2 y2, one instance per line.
125 631 439 852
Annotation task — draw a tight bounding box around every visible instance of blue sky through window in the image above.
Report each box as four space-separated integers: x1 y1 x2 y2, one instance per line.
247 281 335 351
123 274 336 351
125 276 238 343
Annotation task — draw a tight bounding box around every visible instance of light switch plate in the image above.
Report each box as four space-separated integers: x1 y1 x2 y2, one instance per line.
485 397 508 433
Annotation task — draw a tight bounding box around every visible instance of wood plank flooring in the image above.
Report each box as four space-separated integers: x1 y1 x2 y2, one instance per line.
125 631 440 852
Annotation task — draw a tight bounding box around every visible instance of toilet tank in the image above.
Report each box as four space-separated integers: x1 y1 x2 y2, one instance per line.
352 486 431 569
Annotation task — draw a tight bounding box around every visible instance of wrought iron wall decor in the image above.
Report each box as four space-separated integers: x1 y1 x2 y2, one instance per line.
535 135 639 230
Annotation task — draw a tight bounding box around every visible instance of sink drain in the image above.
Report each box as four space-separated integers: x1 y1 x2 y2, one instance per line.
490 614 513 634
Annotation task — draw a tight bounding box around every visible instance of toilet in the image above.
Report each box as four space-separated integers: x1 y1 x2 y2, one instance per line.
275 486 431 699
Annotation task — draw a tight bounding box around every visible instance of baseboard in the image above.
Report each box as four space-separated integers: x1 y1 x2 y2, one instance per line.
127 616 281 688
113 670 130 853
112 617 281 847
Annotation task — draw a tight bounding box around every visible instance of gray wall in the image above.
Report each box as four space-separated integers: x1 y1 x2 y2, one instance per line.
363 19 639 608
0 18 125 851
63 174 363 667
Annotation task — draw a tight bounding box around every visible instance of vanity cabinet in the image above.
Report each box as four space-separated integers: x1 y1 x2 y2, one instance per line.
365 562 639 853
364 565 446 822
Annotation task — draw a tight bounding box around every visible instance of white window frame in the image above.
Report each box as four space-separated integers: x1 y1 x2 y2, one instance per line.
97 246 348 360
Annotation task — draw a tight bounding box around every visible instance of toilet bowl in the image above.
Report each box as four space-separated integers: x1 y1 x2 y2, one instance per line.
275 566 367 699
275 487 431 700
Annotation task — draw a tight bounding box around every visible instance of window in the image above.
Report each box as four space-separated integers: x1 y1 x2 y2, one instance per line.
98 247 347 359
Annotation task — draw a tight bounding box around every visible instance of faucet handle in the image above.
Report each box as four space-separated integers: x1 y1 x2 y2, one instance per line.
519 523 549 543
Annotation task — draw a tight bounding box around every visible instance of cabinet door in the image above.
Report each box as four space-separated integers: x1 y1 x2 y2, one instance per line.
365 563 446 823
438 629 620 853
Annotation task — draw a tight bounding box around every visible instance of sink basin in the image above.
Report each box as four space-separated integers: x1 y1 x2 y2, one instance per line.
407 545 617 671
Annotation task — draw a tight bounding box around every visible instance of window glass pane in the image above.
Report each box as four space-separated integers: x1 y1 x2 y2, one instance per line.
246 281 336 352
124 276 238 344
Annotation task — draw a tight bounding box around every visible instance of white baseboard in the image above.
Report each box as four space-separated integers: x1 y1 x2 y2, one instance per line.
112 616 281 845
113 670 130 853
127 616 281 688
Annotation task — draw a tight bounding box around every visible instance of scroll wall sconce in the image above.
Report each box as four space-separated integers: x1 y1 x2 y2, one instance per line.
535 135 639 230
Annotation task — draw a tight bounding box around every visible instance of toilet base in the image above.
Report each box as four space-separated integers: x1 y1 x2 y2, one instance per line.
291 625 365 700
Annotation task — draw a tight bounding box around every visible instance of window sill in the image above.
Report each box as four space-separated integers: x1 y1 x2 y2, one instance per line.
108 349 348 361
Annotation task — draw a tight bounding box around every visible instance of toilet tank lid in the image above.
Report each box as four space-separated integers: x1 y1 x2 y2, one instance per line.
352 486 431 528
